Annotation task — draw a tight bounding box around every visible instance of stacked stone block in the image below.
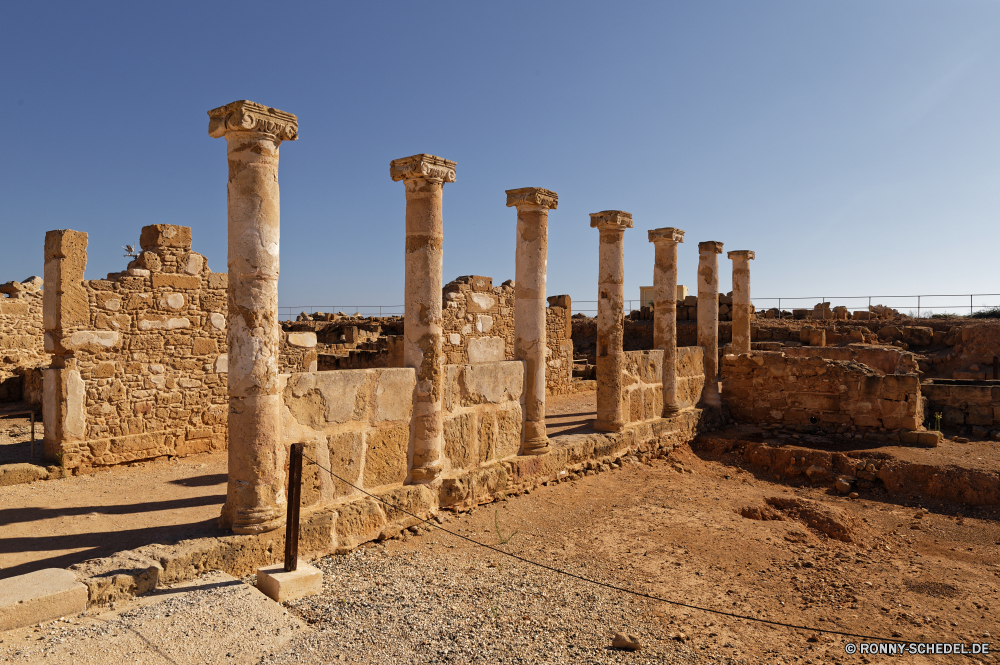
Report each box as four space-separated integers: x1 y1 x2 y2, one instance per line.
621 347 705 425
442 276 514 365
544 298 574 396
722 352 923 430
43 225 229 470
442 361 524 470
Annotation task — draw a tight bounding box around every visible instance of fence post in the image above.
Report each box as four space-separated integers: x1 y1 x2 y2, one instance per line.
971 295 974 316
917 295 920 319
284 442 303 572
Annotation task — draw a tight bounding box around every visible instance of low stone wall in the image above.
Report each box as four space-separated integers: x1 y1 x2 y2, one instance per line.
280 367 416 516
279 331 318 373
442 361 523 471
621 347 705 423
921 379 1000 429
722 352 923 430
782 344 918 376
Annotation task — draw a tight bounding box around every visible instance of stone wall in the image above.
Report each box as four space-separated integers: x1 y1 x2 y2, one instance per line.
782 344 919 376
279 331 318 374
545 297 573 396
621 347 705 424
0 280 45 405
280 367 416 515
921 379 1000 430
722 352 923 430
279 360 523 530
43 225 229 470
442 276 513 365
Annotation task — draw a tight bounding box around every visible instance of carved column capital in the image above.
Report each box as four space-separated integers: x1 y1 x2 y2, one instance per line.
648 227 685 244
390 154 457 183
589 210 633 232
506 187 558 210
208 100 298 141
727 250 755 260
698 240 724 254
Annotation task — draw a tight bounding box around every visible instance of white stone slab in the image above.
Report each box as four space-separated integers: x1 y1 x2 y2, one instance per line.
0 568 88 631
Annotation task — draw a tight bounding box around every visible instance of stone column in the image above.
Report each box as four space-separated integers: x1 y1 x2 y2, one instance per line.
697 241 723 407
390 154 456 485
648 228 685 416
590 211 633 432
209 100 298 535
728 250 755 355
506 187 558 455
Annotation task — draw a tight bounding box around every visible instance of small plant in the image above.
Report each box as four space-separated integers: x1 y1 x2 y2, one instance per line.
932 412 943 432
969 307 1000 319
494 509 519 546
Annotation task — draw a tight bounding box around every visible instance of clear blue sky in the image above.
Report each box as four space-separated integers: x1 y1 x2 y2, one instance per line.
2 1 998 315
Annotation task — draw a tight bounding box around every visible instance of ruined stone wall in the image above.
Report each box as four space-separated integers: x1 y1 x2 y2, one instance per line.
43 225 229 470
442 361 523 471
279 331 318 374
621 347 705 424
921 379 1000 431
0 284 45 404
782 344 918 376
278 360 523 521
722 352 923 430
545 303 573 396
442 276 514 364
280 368 416 514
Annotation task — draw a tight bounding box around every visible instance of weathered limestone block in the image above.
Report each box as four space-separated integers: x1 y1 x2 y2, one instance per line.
140 225 193 251
43 230 89 331
459 361 523 406
467 336 505 363
727 250 754 355
364 424 409 487
374 369 415 423
286 332 317 348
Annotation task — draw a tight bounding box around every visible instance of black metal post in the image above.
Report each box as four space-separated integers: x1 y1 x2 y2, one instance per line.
284 442 303 572
30 411 34 458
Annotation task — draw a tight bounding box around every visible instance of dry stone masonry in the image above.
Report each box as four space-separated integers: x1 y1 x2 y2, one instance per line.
0 277 44 404
42 225 228 469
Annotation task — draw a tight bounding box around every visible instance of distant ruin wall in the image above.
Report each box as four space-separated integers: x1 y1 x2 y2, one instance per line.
921 379 1000 429
0 283 44 405
545 299 573 396
722 352 923 430
43 225 229 469
782 344 918 376
442 276 514 364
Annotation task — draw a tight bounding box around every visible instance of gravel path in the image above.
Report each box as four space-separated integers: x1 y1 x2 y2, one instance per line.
261 538 746 665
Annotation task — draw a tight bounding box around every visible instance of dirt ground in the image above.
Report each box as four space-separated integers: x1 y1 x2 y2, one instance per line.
2 391 999 663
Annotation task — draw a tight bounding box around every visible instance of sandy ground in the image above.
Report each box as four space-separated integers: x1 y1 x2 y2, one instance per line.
0 451 228 580
2 392 999 663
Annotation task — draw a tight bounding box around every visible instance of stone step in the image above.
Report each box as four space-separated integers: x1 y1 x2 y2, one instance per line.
0 568 88 631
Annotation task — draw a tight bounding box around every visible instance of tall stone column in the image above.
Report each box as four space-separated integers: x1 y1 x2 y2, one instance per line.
590 211 633 432
390 154 456 485
506 187 558 455
728 250 755 355
697 241 723 407
648 228 685 416
209 100 298 534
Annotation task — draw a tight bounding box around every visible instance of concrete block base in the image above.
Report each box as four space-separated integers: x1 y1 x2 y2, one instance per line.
256 560 323 602
0 568 88 631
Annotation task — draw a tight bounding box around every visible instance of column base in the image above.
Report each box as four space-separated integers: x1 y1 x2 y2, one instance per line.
594 419 626 433
225 508 285 535
519 436 551 456
661 404 681 418
407 465 443 487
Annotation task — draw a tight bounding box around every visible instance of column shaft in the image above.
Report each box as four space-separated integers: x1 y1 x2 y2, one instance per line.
649 228 684 416
209 100 298 535
728 250 755 355
404 178 445 482
697 242 723 407
508 188 557 455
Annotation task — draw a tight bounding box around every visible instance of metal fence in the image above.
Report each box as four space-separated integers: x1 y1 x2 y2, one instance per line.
279 305 404 320
280 293 1000 320
750 294 1000 319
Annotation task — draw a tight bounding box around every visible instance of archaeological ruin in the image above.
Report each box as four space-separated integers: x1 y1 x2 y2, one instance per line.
2 98 1000 620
